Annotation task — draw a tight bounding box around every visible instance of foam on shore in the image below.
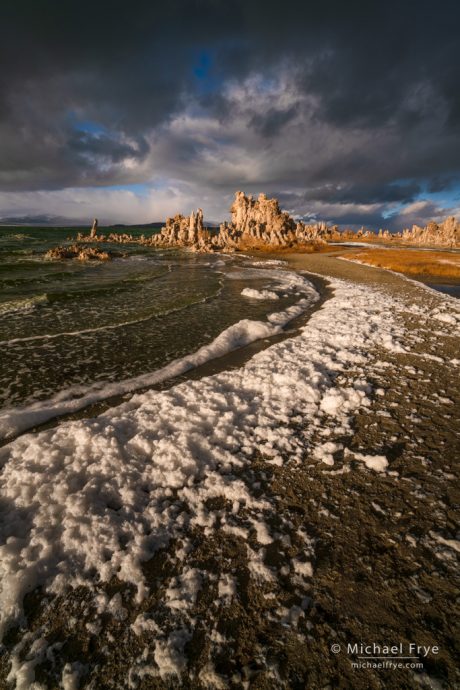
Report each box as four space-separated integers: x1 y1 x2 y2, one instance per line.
241 287 279 300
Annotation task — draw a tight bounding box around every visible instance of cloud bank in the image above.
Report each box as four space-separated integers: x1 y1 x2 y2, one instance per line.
0 0 459 228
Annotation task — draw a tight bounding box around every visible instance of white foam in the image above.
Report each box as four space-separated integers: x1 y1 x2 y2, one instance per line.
312 441 342 466
433 312 457 325
0 319 276 440
291 559 313 578
153 629 191 679
249 259 287 266
352 452 388 472
330 241 383 247
241 287 279 300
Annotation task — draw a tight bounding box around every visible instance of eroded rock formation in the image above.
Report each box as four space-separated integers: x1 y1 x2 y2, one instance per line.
148 209 214 250
214 192 336 249
330 217 459 247
74 194 459 254
343 217 460 246
401 216 459 247
45 244 113 261
74 194 337 252
72 192 460 253
75 193 335 252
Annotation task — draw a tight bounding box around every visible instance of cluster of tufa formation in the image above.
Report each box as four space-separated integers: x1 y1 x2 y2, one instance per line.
365 217 460 246
136 192 335 252
77 218 135 244
148 209 214 251
216 192 337 248
73 193 336 252
62 191 459 257
401 216 460 246
45 244 113 261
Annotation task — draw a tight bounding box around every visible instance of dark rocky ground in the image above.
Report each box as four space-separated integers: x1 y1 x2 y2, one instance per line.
0 254 458 690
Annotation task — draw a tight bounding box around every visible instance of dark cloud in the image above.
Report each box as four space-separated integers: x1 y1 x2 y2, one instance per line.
299 182 421 206
427 176 456 194
250 105 299 138
273 192 455 233
0 0 459 227
67 131 149 165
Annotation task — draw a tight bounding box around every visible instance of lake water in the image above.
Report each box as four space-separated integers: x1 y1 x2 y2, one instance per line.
0 227 319 439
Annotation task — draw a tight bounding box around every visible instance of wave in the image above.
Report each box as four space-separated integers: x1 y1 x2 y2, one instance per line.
0 233 34 242
0 312 168 346
0 275 319 440
0 282 224 346
0 267 84 287
0 270 176 308
0 293 48 316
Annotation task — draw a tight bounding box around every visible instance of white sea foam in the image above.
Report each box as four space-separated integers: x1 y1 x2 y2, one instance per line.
352 452 388 472
330 241 382 248
227 267 305 286
241 287 279 300
0 320 279 440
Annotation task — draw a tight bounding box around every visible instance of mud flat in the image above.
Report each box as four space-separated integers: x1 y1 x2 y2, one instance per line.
0 253 459 689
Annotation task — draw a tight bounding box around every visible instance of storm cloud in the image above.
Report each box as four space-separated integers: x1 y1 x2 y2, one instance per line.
0 0 459 228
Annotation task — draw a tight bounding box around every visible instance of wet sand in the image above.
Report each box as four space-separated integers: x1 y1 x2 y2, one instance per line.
0 254 459 690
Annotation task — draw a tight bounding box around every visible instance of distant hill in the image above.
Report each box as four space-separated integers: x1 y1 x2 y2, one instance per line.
0 214 88 227
112 221 220 229
0 216 221 229
111 222 164 229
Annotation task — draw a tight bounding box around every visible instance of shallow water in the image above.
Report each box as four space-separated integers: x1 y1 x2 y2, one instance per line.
0 227 318 437
427 283 460 299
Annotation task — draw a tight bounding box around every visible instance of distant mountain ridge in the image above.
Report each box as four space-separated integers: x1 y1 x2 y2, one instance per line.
0 215 219 229
0 214 88 227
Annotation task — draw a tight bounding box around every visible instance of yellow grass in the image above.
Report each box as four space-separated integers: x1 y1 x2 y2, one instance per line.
344 248 460 279
239 241 337 254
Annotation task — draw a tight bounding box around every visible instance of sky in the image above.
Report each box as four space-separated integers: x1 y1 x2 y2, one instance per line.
0 0 459 230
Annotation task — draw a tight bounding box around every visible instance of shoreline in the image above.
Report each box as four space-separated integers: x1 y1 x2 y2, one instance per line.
0 263 329 445
0 252 459 689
